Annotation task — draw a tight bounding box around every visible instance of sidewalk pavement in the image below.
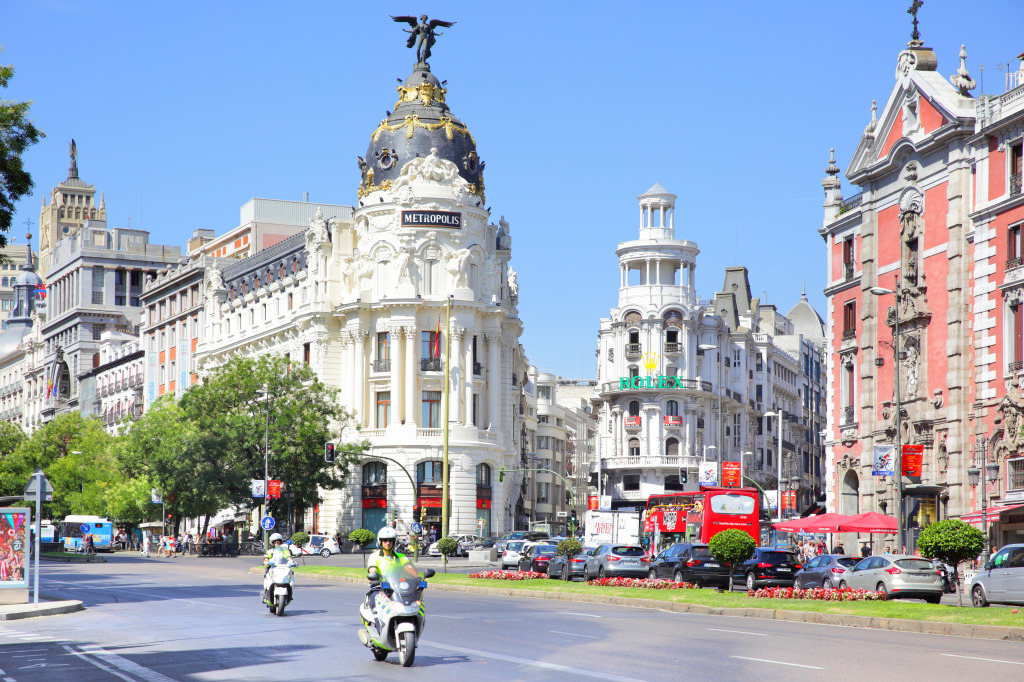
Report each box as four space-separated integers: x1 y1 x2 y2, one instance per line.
0 597 84 621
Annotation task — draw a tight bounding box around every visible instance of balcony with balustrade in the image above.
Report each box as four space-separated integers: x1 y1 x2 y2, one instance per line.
623 416 642 430
624 343 642 359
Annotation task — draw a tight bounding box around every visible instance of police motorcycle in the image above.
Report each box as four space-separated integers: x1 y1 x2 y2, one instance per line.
262 555 297 616
358 561 436 667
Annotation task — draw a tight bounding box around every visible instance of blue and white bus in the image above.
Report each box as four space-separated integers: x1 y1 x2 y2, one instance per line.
60 515 114 552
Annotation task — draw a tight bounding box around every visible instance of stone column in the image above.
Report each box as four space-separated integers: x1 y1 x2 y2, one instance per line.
487 332 500 430
450 327 463 421
464 333 475 426
405 329 416 425
390 327 402 427
353 330 366 428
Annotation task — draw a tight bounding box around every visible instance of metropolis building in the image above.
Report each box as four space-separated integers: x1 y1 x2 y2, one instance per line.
195 50 525 539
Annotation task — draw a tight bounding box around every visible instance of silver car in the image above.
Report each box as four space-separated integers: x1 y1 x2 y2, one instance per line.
970 543 1024 607
583 544 649 580
839 554 943 603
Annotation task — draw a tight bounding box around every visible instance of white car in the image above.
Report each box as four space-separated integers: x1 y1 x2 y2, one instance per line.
427 534 481 557
501 540 526 568
288 534 341 558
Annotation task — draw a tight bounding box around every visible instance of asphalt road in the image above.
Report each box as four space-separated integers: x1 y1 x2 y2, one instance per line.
1 554 1022 681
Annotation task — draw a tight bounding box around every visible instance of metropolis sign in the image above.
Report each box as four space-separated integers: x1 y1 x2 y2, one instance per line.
401 210 461 228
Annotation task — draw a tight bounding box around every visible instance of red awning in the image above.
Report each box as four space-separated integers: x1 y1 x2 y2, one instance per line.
834 512 897 534
958 503 1024 524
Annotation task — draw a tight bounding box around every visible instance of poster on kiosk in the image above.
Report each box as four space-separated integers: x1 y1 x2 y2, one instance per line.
0 508 29 603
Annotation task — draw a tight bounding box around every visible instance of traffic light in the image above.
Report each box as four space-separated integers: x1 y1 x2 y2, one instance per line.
324 441 336 463
679 468 688 485
498 466 506 482
570 509 577 522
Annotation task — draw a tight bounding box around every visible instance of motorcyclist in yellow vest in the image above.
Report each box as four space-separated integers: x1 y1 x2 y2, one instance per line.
264 533 290 569
365 527 417 610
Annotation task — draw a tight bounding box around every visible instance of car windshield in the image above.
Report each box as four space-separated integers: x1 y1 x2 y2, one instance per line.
273 557 291 566
836 557 859 568
612 546 645 557
895 559 935 571
761 552 797 564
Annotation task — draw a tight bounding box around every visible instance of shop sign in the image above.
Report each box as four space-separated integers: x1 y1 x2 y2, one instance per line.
361 498 387 509
476 499 491 509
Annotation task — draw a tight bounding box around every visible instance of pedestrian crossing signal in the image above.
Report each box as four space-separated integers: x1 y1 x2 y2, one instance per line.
325 442 336 463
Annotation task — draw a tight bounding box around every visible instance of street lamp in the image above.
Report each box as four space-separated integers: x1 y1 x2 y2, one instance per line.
968 437 1001 563
870 280 905 552
698 343 726 470
256 386 271 548
764 411 783 521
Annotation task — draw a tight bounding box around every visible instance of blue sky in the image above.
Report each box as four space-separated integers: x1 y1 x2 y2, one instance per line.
4 1 1021 378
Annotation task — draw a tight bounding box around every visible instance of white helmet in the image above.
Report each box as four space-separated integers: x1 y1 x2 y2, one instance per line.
377 527 397 542
269 533 283 544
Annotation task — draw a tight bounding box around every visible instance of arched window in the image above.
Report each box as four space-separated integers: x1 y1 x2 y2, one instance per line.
628 400 640 417
363 461 387 485
476 463 491 487
627 438 640 458
417 460 443 484
1 278 7 286
665 437 679 457
666 400 679 417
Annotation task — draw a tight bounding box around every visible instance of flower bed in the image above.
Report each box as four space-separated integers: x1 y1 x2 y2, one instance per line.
747 586 886 601
467 570 548 580
588 577 699 590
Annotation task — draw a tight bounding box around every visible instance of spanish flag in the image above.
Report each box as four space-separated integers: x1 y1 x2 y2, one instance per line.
47 380 53 398
433 314 441 359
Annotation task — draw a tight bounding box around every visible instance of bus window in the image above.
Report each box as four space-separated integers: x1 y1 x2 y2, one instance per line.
710 494 755 515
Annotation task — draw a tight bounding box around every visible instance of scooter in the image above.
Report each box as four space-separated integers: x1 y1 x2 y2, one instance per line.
262 556 296 616
357 565 435 667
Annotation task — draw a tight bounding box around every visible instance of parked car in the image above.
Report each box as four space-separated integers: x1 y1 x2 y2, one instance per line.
733 548 802 590
288 534 341 558
839 554 943 603
518 543 558 573
495 531 549 555
794 554 860 589
501 540 526 569
970 543 1024 607
649 543 730 588
426 534 480 557
547 547 596 581
583 544 650 580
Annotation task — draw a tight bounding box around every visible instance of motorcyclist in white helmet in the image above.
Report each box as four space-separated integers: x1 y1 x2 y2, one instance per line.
263 532 289 571
364 526 417 609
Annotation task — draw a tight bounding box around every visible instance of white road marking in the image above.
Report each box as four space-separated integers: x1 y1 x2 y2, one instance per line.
732 656 823 670
549 630 599 639
941 654 1024 666
557 611 603 618
707 628 768 637
423 641 643 681
43 579 251 611
64 646 136 682
77 644 178 682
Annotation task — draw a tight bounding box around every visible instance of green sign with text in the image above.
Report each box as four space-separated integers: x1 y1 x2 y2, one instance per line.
619 376 687 389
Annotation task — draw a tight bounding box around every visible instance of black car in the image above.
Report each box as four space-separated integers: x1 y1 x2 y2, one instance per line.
518 543 557 573
649 543 730 588
733 548 802 590
794 554 860 589
547 547 595 581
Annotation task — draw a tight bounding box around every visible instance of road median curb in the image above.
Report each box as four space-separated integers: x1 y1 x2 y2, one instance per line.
271 569 1024 642
0 600 84 621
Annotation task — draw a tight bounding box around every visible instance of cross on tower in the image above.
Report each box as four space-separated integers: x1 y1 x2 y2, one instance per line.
908 0 924 43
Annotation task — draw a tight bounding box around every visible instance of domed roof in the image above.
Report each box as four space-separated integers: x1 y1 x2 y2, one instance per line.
360 62 484 201
14 268 42 288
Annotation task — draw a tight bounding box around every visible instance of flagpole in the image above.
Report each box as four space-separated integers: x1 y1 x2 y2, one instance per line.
441 296 452 540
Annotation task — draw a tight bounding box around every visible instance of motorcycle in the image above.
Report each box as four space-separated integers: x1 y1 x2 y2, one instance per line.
262 556 296 616
357 563 435 667
932 559 958 594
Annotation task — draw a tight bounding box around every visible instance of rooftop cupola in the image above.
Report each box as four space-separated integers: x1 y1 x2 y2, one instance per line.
637 182 676 240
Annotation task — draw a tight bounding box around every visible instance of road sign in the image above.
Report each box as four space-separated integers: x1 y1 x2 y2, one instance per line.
261 516 276 531
23 470 53 502
80 523 91 534
411 522 422 534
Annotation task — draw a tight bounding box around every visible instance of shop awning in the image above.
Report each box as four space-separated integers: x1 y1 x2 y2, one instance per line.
834 511 897 534
958 503 1024 525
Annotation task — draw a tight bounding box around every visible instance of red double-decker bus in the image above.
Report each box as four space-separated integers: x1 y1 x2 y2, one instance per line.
642 487 760 548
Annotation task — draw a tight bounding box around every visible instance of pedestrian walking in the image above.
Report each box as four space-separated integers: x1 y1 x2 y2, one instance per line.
141 532 150 557
860 543 871 558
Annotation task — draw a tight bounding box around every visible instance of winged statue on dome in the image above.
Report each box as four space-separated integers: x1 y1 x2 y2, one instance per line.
392 15 455 64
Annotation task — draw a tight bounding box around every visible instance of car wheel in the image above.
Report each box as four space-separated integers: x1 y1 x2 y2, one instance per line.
674 570 684 584
746 572 756 591
875 581 888 599
925 594 942 604
320 548 331 558
839 580 849 590
972 585 989 608
598 567 606 580
822 578 833 590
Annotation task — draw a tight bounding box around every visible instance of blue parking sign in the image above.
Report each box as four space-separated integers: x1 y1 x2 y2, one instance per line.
80 523 91 534
261 516 275 531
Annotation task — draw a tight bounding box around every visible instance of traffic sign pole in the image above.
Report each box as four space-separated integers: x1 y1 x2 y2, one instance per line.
34 479 40 604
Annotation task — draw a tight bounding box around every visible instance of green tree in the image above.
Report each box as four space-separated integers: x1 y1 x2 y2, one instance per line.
556 538 582 580
0 48 45 248
436 537 459 573
290 531 309 548
104 476 155 526
179 355 366 533
708 529 756 592
917 519 985 607
349 528 376 568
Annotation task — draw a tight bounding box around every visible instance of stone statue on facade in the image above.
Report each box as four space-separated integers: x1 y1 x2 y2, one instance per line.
481 257 499 297
392 15 455 64
307 207 330 249
507 266 519 304
446 248 470 288
393 247 413 284
496 215 511 250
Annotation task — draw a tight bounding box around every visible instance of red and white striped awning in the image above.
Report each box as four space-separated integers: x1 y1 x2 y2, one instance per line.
958 503 1024 525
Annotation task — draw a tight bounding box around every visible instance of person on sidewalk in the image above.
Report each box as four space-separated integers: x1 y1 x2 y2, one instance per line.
141 532 151 558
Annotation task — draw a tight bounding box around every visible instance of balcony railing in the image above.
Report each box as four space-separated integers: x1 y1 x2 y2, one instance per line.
664 342 682 354
664 415 682 427
1012 172 1022 197
842 405 855 425
372 359 391 372
624 343 642 357
420 358 442 372
623 416 642 429
844 261 855 280
1010 360 1023 374
1008 257 1023 271
605 455 688 469
838 192 863 214
842 328 856 340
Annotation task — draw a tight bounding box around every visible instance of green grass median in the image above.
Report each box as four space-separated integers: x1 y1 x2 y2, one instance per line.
293 565 1024 628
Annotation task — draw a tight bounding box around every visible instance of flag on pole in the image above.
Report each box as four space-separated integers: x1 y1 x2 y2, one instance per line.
47 379 53 398
433 314 441 359
35 284 46 299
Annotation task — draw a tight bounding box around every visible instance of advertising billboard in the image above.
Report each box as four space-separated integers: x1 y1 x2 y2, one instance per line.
0 509 29 588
